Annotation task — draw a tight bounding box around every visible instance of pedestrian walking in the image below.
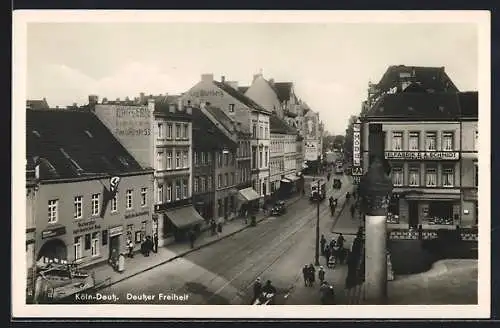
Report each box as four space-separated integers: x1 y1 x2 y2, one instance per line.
302 264 309 286
118 253 125 273
309 264 316 286
126 237 134 258
320 235 326 255
318 266 325 283
336 233 345 249
188 230 196 249
210 219 217 236
320 281 330 304
324 245 331 264
153 233 159 253
217 217 224 235
253 277 262 303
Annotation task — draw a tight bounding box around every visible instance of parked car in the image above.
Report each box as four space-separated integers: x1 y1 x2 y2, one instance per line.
271 200 286 216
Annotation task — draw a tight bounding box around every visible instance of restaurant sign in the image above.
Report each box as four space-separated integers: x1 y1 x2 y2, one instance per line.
41 226 66 239
385 151 460 161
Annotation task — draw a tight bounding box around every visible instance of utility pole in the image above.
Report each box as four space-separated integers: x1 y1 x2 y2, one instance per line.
314 179 320 266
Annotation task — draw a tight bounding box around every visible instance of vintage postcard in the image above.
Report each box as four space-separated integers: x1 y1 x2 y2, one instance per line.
12 10 490 318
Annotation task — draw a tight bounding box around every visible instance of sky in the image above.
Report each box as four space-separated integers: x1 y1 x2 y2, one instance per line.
26 22 478 135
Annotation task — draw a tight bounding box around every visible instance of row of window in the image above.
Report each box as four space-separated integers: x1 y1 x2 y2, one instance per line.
193 175 213 194
156 179 189 204
237 166 251 184
237 141 251 158
48 188 149 224
252 122 269 140
251 146 269 169
157 122 189 140
217 172 236 189
390 164 478 188
270 139 296 154
156 149 190 171
390 130 469 152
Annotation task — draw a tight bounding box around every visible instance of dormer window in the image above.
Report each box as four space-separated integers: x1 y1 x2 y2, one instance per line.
32 130 41 138
118 156 130 167
229 104 235 113
84 130 93 138
59 148 83 173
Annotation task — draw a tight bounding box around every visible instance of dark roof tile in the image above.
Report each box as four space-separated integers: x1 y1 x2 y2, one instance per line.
27 110 144 180
273 82 293 103
270 114 297 135
377 65 459 93
238 86 249 94
192 107 236 150
213 81 270 114
458 91 478 118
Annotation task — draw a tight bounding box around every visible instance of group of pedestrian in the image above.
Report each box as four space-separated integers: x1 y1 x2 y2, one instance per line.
302 264 317 287
140 236 154 257
320 233 347 268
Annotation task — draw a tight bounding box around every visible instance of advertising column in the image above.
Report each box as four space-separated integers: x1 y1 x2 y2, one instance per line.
352 119 362 185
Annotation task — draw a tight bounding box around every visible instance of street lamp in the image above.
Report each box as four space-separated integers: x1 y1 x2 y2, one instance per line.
358 156 393 304
314 179 320 266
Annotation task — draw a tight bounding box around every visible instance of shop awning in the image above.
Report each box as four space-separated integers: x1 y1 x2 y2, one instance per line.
405 193 460 201
166 206 205 229
286 175 300 182
281 178 291 183
238 187 260 202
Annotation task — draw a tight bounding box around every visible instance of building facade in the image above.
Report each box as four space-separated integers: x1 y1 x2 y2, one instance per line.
26 109 155 269
26 165 38 302
361 90 478 229
91 95 204 246
182 74 269 203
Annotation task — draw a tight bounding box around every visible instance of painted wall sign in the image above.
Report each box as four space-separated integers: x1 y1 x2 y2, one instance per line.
41 226 66 239
116 106 150 119
73 220 101 235
125 210 150 219
109 225 124 237
189 90 224 98
385 151 460 161
114 105 151 137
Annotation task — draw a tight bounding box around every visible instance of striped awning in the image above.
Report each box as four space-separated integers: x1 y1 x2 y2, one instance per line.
286 175 300 182
166 206 205 229
281 178 291 183
238 187 260 202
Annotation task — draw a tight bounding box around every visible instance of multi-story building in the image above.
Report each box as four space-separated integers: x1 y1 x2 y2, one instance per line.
26 163 38 303
361 90 478 229
192 105 238 222
91 94 204 245
26 109 155 269
182 74 270 204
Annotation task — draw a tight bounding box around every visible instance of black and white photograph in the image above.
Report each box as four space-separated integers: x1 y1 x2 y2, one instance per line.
12 10 490 318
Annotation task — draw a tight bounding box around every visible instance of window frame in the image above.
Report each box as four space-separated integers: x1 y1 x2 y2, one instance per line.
111 194 118 213
425 167 438 187
91 193 100 216
442 131 455 151
48 199 58 224
391 167 404 187
74 196 83 220
408 132 420 151
126 189 133 210
91 232 100 257
392 131 403 151
425 132 437 151
140 187 147 207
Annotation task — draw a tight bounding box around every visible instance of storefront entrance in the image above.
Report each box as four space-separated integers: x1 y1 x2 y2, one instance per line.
109 235 120 259
408 201 419 228
37 238 67 263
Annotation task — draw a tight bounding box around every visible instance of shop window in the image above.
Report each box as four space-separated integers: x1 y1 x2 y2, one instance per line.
442 132 454 151
409 132 419 151
424 202 454 225
111 194 118 212
73 236 82 260
425 167 437 187
48 199 58 224
141 188 148 207
409 167 420 187
135 231 142 244
392 132 403 151
425 132 437 151
91 193 101 216
74 196 83 219
126 189 133 209
84 233 91 250
391 167 403 187
91 232 99 257
442 166 454 187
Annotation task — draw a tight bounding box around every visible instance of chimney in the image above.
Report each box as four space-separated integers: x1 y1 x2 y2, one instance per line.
227 81 238 90
201 74 214 82
221 76 226 83
269 78 274 85
102 97 108 104
140 92 145 104
88 94 99 105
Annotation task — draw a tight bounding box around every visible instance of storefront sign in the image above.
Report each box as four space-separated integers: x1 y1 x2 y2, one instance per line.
41 226 66 239
125 210 150 219
73 220 101 235
384 151 459 161
352 167 363 176
353 123 361 167
109 225 124 237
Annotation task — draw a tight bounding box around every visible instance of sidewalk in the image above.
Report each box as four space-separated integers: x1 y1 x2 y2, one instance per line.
90 193 303 290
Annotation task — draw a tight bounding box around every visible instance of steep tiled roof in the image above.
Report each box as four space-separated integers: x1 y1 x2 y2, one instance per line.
27 109 144 180
192 107 236 150
213 81 270 114
205 106 235 134
153 96 192 120
26 99 49 110
365 92 461 120
273 82 293 103
457 92 478 118
270 113 297 135
377 65 459 93
238 86 249 94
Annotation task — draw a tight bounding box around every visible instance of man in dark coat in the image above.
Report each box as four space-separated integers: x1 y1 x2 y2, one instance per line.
153 233 159 253
253 277 262 303
188 230 196 249
324 245 331 265
302 265 309 286
308 264 316 286
320 235 326 255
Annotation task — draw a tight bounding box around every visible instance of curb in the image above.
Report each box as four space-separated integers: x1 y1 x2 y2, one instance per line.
96 195 304 290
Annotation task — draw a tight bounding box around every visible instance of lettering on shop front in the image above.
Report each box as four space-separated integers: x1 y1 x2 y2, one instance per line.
189 90 224 98
384 151 460 161
125 210 150 219
73 220 101 235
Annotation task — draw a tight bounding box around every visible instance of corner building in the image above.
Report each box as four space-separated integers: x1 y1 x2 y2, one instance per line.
26 109 154 267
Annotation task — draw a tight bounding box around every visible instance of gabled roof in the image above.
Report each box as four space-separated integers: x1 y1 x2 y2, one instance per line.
153 95 192 120
457 91 478 118
238 86 249 94
192 107 236 150
26 99 49 110
365 92 461 121
213 81 270 114
27 109 144 180
205 105 235 134
273 82 293 103
270 113 298 135
376 65 459 93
